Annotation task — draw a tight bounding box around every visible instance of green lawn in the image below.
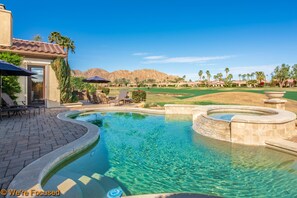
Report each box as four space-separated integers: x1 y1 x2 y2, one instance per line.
137 87 297 101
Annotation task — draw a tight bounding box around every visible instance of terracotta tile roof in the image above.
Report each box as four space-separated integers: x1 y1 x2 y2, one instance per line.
0 38 67 58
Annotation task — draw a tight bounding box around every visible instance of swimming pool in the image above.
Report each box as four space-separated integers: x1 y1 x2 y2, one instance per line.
43 112 297 197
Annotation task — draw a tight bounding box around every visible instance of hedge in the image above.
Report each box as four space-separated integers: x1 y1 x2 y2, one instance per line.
132 90 146 103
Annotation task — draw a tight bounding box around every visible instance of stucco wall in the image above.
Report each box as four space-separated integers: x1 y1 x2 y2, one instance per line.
0 8 12 46
17 58 61 108
46 64 61 108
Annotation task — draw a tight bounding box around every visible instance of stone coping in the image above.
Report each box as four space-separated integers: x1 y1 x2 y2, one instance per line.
164 104 198 107
265 139 297 156
78 106 165 115
6 107 164 198
193 105 296 124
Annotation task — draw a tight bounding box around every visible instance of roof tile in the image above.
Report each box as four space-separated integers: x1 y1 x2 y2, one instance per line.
0 38 67 57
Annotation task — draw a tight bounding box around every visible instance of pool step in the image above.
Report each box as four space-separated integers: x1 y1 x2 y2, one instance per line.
44 172 121 198
265 139 297 156
43 175 83 198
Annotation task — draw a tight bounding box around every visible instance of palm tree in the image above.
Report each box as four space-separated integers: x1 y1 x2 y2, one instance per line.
225 67 230 77
242 74 247 81
217 73 223 81
255 71 266 83
33 34 42 41
198 70 203 81
48 32 62 44
182 75 186 81
251 72 255 80
61 36 76 55
238 74 241 81
247 73 251 81
206 70 211 82
48 32 75 60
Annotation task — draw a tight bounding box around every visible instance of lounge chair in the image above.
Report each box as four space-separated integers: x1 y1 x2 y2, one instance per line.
109 90 132 105
1 93 36 116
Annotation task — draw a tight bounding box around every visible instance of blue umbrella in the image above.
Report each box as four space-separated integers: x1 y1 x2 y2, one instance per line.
0 60 36 106
82 76 110 83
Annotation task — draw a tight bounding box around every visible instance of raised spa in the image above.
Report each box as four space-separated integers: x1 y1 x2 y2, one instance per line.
192 105 297 145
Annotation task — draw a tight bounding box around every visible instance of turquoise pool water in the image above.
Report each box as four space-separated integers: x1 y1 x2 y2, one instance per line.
208 112 264 121
43 112 297 197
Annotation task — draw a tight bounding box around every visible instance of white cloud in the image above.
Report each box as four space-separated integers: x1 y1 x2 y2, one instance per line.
132 52 149 56
143 55 234 64
144 56 167 60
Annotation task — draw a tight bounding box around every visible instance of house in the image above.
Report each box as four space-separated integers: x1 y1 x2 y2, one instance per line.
0 4 67 108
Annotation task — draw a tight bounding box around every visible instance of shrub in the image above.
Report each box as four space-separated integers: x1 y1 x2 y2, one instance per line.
0 52 22 100
144 102 158 108
132 90 146 103
101 87 110 95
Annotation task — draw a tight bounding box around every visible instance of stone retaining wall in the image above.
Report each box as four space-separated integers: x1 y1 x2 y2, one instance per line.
231 121 296 145
164 104 198 115
193 115 231 142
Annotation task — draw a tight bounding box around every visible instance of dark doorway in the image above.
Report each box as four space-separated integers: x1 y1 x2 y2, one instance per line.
28 66 45 105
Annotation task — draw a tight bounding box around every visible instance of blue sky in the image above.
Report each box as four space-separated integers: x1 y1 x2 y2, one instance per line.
2 0 297 80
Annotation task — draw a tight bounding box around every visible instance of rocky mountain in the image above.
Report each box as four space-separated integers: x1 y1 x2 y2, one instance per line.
71 68 179 83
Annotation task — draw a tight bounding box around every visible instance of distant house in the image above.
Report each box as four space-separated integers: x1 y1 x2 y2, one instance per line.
0 4 67 107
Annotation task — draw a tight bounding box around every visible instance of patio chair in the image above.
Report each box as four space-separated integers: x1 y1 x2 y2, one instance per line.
1 93 36 116
109 90 132 105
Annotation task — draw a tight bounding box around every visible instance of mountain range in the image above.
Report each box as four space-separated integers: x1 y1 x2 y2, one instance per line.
71 68 179 83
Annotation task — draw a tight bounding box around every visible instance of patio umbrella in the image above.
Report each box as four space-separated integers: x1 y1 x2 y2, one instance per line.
0 60 36 107
82 76 111 83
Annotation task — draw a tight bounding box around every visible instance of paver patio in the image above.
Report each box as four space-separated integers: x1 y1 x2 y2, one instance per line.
0 108 87 196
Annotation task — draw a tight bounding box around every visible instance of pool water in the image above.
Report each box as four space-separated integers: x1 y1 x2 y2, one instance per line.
208 112 264 121
43 112 297 197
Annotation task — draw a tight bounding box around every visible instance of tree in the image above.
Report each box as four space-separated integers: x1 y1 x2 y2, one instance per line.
182 75 186 81
206 70 211 82
255 71 266 84
224 73 233 87
273 64 291 88
217 73 223 81
225 67 229 77
242 74 247 81
292 64 297 81
198 70 203 81
33 34 42 41
238 74 241 81
134 77 139 85
247 73 251 81
70 76 96 93
48 32 75 60
0 52 22 100
251 72 255 80
48 32 62 43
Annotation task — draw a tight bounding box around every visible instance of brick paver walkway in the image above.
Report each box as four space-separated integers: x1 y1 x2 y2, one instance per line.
0 108 87 193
